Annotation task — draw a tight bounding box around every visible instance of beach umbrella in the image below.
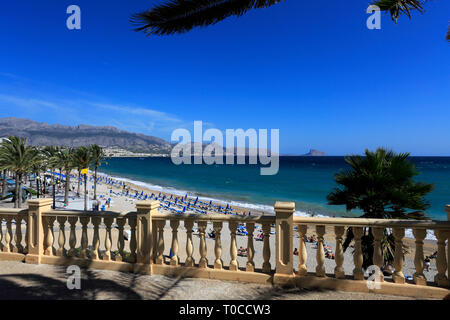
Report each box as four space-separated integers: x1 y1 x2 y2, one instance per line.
182 206 186 213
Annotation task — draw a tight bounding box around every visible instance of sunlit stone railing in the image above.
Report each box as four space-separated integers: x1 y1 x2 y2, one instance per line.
0 199 449 299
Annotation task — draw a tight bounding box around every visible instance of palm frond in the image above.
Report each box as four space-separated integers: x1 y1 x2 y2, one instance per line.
130 0 284 36
372 0 427 22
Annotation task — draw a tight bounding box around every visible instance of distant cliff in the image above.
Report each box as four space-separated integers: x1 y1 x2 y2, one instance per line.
303 149 326 156
0 117 172 154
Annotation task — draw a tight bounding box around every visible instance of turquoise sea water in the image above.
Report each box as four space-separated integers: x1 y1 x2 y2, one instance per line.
99 156 450 221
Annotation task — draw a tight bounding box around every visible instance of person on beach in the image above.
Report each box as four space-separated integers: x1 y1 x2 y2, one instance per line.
424 256 431 271
293 248 298 256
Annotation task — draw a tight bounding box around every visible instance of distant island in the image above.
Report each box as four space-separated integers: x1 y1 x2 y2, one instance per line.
303 149 326 156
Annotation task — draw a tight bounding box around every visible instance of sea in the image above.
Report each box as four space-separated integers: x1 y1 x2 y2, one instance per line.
99 156 450 222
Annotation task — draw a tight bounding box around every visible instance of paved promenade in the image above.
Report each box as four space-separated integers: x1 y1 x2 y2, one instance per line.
0 261 427 300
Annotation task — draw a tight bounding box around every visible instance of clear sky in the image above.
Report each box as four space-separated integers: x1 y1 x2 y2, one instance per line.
1 1 449 155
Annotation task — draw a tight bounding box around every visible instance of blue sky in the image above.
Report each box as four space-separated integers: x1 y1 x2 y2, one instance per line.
1 0 449 155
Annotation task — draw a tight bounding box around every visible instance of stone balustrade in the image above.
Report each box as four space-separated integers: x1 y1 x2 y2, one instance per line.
0 199 449 299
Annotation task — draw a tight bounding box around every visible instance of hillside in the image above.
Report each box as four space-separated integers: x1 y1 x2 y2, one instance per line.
0 117 172 154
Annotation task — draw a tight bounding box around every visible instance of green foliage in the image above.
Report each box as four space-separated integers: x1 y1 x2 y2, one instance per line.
372 0 426 22
131 0 428 36
327 148 433 219
328 148 432 267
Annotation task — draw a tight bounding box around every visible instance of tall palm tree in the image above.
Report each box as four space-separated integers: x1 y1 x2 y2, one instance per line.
131 0 429 36
56 148 75 206
43 146 60 185
327 148 433 268
90 144 105 201
73 146 92 211
0 136 40 208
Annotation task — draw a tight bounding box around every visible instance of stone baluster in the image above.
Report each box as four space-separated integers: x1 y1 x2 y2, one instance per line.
91 216 101 260
413 228 427 285
297 224 308 276
213 222 223 269
0 218 3 252
334 226 345 279
129 216 137 263
56 216 67 257
44 216 56 256
198 221 208 268
68 217 78 257
434 230 449 287
155 220 165 264
152 220 158 263
229 222 239 271
170 220 180 266
262 223 271 273
246 223 255 272
103 217 113 261
23 216 28 254
115 218 125 262
316 225 326 277
79 217 89 259
3 216 12 253
13 216 23 253
184 220 195 267
353 227 364 280
392 228 405 284
372 227 384 282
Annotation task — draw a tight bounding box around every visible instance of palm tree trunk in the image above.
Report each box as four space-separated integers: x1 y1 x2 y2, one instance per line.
14 173 19 208
94 166 97 200
83 174 88 211
64 167 70 205
37 175 40 199
17 173 23 208
1 170 7 198
77 170 81 197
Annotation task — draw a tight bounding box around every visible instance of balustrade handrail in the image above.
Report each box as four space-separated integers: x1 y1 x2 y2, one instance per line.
152 212 276 224
0 208 28 215
43 209 137 218
293 216 450 229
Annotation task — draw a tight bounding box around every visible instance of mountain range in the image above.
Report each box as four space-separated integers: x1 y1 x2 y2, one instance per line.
0 117 326 156
0 117 172 154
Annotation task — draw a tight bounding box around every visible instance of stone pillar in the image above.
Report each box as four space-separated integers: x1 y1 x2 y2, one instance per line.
274 202 295 282
372 227 384 282
135 200 159 273
334 226 345 279
353 227 364 280
25 198 52 264
392 228 405 284
413 228 427 286
297 224 308 276
434 229 448 287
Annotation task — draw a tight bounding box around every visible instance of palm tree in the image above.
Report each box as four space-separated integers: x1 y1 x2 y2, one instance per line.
72 146 92 211
131 0 429 36
89 144 105 201
55 148 75 206
43 146 60 185
0 136 40 208
327 148 433 268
